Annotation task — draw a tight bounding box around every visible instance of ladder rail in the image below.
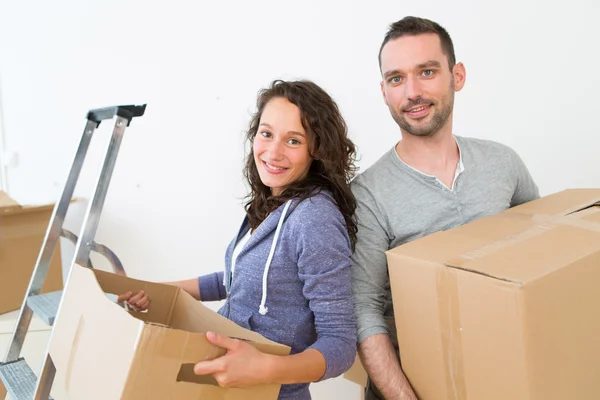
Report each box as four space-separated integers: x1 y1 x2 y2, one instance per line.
72 115 129 267
33 356 55 400
3 119 99 363
0 104 146 400
34 114 135 399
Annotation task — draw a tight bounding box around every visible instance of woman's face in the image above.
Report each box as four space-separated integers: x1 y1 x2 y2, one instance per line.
253 97 312 196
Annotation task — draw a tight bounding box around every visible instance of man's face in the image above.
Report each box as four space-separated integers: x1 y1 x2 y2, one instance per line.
380 33 465 137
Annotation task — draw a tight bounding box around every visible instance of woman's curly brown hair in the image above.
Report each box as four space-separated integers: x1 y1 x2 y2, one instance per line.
243 79 358 249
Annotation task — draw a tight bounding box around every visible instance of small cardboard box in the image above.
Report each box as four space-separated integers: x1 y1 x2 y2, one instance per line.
344 356 367 389
344 356 368 400
0 191 63 314
48 264 291 399
386 188 600 400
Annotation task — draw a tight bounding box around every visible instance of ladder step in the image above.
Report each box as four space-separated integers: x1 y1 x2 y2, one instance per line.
0 358 53 400
26 291 63 326
27 291 124 327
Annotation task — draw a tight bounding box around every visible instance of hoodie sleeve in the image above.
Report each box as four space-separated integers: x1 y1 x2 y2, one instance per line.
294 196 357 381
197 271 226 301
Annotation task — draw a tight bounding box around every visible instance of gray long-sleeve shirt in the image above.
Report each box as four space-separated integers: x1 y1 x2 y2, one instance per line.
351 135 540 344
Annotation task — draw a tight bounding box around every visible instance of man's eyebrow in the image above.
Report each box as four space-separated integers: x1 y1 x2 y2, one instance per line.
383 69 403 80
416 60 442 69
383 60 442 79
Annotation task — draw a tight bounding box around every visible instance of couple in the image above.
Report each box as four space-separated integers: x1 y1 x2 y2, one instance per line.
119 16 539 400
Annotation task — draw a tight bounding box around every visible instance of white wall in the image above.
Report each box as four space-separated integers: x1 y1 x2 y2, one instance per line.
1 0 599 398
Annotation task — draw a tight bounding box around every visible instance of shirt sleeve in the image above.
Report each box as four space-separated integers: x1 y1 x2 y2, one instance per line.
509 147 540 206
294 197 357 381
197 271 226 301
350 180 392 344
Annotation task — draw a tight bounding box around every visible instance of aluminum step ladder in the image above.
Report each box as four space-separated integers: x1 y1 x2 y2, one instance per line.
27 227 127 326
0 104 146 400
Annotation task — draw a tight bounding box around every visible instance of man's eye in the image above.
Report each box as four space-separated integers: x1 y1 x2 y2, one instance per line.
423 70 434 77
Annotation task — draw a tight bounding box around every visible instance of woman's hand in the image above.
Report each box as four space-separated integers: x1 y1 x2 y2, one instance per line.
117 290 150 311
193 331 274 388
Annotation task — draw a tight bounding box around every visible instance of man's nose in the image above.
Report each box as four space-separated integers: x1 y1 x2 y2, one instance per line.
404 76 424 101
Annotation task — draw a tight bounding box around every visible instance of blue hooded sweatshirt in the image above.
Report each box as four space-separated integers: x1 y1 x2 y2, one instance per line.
198 192 357 399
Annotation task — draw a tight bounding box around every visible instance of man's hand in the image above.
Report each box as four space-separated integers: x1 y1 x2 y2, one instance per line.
194 331 273 388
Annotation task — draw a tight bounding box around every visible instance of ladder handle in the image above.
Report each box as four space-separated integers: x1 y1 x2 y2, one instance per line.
93 242 126 277
60 228 127 276
60 229 93 269
86 104 147 126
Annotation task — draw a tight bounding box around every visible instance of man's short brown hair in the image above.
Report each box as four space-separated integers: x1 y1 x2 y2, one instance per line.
379 16 456 71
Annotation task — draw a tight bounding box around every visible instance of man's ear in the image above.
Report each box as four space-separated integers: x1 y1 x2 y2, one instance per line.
453 62 466 92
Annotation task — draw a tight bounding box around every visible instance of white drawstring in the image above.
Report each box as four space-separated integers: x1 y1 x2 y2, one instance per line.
259 199 292 315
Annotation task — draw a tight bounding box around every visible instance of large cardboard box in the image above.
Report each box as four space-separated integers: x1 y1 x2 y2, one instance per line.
48 264 291 399
386 189 600 400
0 191 63 314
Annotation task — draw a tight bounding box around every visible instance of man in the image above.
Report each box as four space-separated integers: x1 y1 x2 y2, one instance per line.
351 16 539 399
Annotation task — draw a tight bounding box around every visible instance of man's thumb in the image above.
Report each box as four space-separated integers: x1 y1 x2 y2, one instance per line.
206 331 236 350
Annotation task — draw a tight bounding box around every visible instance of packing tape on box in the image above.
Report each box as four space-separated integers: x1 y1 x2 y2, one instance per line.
447 223 554 268
448 207 600 269
436 267 467 400
531 213 600 234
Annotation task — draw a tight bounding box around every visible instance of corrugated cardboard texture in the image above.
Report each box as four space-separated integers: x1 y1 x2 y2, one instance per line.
50 265 290 400
0 191 63 314
386 189 600 400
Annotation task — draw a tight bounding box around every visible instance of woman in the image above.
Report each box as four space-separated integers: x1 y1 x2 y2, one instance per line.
119 79 358 399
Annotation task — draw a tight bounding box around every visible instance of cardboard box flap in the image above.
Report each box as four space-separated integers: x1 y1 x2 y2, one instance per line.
0 190 21 211
389 211 600 284
448 213 542 242
571 205 600 223
86 266 289 348
386 230 492 265
386 212 545 265
445 223 600 284
90 267 180 326
49 265 143 397
171 289 288 347
504 188 600 217
0 190 60 216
